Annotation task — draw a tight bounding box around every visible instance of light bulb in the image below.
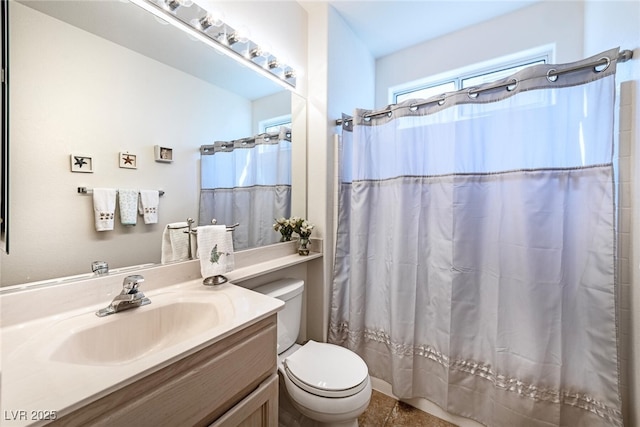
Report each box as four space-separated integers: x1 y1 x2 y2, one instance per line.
228 26 250 45
196 11 224 31
268 58 280 69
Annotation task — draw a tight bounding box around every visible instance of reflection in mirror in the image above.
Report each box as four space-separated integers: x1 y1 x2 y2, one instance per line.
199 127 292 251
1 1 303 288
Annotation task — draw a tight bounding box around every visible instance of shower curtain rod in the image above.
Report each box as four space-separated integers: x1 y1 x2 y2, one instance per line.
335 48 634 126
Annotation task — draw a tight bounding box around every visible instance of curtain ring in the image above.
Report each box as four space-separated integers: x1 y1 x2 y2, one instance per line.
409 103 419 112
467 88 479 99
506 78 518 92
363 116 372 122
437 96 446 106
594 56 611 73
546 69 558 82
387 111 393 118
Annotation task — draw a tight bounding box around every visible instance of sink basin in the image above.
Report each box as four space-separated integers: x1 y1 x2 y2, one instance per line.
50 297 227 365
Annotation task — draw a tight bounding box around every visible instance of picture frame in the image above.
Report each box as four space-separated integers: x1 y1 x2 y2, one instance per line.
154 145 173 163
119 152 137 169
70 154 93 173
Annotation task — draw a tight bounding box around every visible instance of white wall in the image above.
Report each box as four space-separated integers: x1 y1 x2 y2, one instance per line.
1 3 253 286
252 90 292 134
375 1 584 108
301 2 375 341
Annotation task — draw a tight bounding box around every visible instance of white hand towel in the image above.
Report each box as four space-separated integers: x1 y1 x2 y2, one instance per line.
118 188 139 226
196 225 235 279
138 190 159 224
161 222 191 264
93 188 117 231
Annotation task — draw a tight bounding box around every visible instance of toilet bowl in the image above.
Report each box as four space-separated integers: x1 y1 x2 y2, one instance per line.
254 279 372 427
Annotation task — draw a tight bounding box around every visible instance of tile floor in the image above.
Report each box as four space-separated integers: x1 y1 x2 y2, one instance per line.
358 390 458 427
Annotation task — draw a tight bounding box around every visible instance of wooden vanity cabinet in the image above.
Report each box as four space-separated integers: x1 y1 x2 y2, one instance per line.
51 315 278 427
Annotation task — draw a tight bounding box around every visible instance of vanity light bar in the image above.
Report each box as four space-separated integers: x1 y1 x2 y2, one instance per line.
129 0 296 89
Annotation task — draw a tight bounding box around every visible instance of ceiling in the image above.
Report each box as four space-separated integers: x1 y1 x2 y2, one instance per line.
326 0 542 58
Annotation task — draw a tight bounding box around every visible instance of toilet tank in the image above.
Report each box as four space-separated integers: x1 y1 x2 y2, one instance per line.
253 279 304 354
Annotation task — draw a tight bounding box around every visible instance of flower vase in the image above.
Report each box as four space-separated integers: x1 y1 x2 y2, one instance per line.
298 238 310 256
280 232 293 242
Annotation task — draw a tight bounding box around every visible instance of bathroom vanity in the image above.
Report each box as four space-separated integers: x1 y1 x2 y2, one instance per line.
0 241 322 427
50 315 279 427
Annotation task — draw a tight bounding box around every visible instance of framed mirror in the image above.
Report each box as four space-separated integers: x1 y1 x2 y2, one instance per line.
1 0 8 254
1 0 305 287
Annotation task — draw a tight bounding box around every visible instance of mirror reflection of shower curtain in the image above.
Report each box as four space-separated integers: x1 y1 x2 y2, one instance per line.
199 127 291 250
331 48 623 427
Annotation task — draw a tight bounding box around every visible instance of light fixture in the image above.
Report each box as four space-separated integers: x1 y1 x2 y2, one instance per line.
268 59 280 70
163 0 192 12
248 47 262 59
197 12 223 31
227 27 250 46
134 0 296 88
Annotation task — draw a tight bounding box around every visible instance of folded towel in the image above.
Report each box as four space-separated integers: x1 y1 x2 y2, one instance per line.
161 222 191 264
93 188 117 231
196 225 234 279
138 190 159 224
118 188 139 226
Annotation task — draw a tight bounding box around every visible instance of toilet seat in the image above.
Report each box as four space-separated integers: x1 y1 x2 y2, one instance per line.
283 340 369 398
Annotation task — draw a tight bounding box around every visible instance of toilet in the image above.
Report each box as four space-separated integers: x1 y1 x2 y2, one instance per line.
254 279 372 427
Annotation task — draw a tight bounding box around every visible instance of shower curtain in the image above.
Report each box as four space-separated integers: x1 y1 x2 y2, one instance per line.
330 48 622 426
199 127 291 250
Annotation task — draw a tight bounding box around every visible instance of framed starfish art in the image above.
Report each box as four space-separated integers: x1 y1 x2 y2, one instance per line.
119 152 137 169
70 154 93 173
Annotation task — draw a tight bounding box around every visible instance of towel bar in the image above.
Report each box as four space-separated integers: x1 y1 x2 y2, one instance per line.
186 223 240 233
77 187 165 196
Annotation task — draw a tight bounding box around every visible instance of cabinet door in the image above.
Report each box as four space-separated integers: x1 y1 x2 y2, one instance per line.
210 374 278 427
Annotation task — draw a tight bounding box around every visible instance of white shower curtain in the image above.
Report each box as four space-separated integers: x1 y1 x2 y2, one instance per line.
330 48 622 426
199 127 291 250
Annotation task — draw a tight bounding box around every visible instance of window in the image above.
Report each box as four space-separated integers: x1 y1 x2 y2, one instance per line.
259 114 291 133
391 45 553 104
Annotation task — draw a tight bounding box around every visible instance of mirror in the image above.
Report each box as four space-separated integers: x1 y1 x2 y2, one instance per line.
0 0 305 287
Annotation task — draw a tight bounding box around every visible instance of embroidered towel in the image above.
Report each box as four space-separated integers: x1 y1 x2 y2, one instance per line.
118 188 139 226
93 188 117 231
196 225 235 279
138 190 159 224
161 222 191 264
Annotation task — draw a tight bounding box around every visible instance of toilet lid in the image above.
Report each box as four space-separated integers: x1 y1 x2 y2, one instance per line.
283 340 369 398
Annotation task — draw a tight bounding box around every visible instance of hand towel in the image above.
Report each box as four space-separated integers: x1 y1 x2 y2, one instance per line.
196 225 235 279
118 188 139 226
161 222 191 264
93 188 117 231
138 190 159 224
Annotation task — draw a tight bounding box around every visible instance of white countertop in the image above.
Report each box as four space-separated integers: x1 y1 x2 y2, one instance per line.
0 280 283 426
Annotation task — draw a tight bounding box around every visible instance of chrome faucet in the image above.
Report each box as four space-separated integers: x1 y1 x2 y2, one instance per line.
95 275 151 317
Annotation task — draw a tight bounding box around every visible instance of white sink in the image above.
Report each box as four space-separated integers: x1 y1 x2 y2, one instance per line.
50 296 228 365
1 280 283 426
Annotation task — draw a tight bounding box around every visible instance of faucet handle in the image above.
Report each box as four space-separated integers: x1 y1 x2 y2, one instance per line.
92 261 109 275
123 275 145 294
